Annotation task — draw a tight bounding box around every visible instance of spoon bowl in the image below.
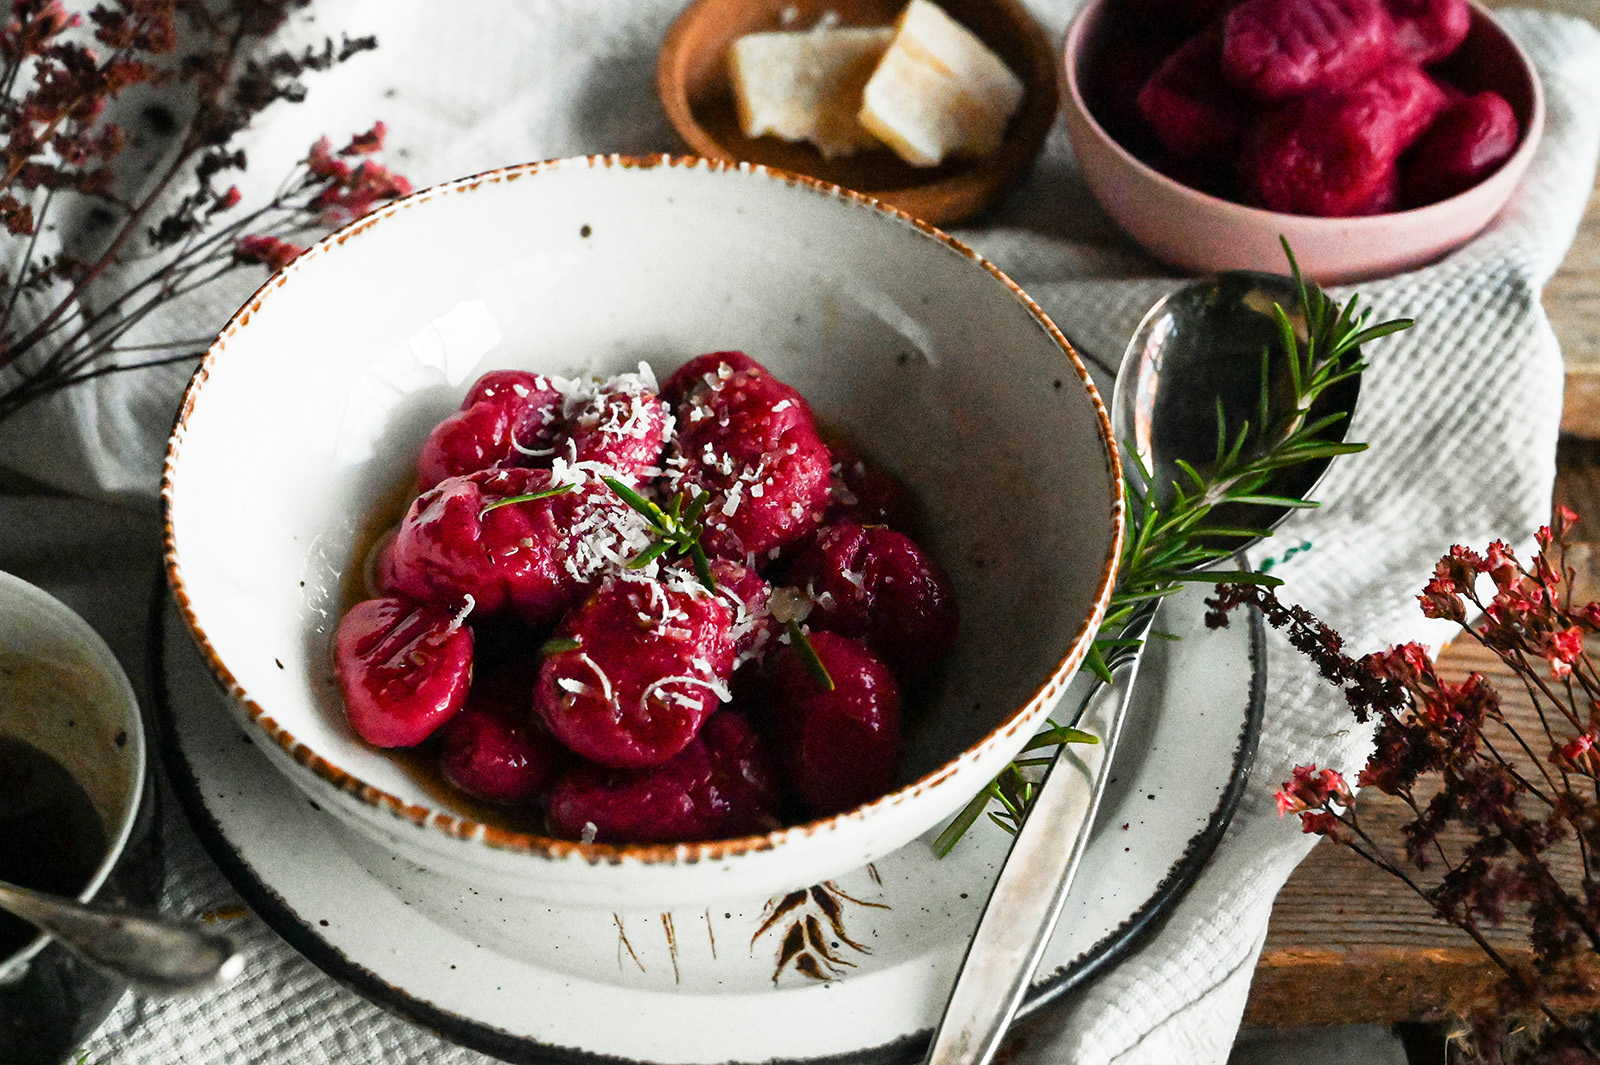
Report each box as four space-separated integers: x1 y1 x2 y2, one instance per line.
1113 270 1363 553
0 878 242 994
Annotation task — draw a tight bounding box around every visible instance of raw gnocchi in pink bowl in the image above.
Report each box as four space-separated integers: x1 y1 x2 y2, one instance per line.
162 155 1123 910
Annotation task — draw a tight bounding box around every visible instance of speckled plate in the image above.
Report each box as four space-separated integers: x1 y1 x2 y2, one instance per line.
157 578 1262 1064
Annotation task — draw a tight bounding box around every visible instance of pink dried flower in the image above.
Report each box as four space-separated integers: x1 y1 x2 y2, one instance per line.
1552 732 1594 769
1274 763 1352 816
309 148 412 227
1545 626 1583 679
234 234 305 272
341 121 386 155
1485 540 1520 592
0 4 393 425
2 1 81 61
1536 506 1580 550
307 136 351 182
1211 510 1600 1060
1419 571 1466 622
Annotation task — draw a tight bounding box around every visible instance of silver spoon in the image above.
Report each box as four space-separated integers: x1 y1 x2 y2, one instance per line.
0 877 244 993
922 270 1361 1065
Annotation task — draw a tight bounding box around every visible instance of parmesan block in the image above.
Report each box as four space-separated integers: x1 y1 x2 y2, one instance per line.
729 25 896 159
858 0 1025 167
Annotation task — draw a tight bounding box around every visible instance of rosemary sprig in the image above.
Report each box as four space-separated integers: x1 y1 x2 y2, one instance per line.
539 636 583 656
602 477 718 592
478 482 575 518
934 241 1412 857
785 620 837 691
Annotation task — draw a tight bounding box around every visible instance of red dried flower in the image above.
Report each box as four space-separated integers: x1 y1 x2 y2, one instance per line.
1545 626 1583 679
1420 572 1466 622
1485 540 1520 592
1366 642 1435 688
1537 506 1580 550
307 143 412 226
0 3 396 424
1299 811 1345 839
1439 545 1486 592
307 135 350 181
1553 732 1594 770
341 121 386 155
1274 763 1352 815
1215 510 1600 1060
234 233 305 272
0 194 33 235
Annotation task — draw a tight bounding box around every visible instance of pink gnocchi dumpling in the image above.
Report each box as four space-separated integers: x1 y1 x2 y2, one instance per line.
333 597 474 748
660 351 832 565
545 711 780 843
416 370 566 491
535 577 736 768
1222 0 1397 101
1241 63 1448 216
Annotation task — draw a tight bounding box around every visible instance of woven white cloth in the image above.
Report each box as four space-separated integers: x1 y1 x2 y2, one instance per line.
0 1 1588 1062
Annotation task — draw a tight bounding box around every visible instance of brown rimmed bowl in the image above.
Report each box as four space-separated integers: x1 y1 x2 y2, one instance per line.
161 155 1122 910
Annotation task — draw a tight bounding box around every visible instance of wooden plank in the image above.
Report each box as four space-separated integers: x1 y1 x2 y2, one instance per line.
1247 945 1600 1028
1566 365 1600 441
1558 194 1600 437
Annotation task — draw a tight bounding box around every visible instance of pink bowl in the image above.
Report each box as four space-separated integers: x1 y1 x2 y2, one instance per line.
1060 0 1545 284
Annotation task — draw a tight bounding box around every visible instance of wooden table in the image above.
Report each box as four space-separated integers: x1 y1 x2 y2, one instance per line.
1245 1 1600 1029
1552 150 1600 438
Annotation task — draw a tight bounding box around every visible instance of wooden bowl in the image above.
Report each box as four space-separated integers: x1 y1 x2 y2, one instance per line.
657 0 1059 225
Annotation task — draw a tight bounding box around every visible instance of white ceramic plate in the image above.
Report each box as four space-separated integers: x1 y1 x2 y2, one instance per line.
157 580 1263 1064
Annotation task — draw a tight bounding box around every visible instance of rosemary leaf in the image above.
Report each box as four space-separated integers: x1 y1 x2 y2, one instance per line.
539 636 583 656
786 621 836 692
478 482 575 517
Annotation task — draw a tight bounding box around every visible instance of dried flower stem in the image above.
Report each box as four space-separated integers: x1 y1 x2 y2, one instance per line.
0 1 412 422
1210 510 1600 1059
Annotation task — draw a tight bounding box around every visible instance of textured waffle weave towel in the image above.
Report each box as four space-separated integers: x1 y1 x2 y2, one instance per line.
0 0 1579 1061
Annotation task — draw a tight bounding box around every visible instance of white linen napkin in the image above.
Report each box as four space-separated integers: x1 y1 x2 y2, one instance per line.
1 1 1586 1062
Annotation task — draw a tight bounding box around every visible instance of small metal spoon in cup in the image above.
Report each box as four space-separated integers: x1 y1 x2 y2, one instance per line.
922 270 1363 1065
0 878 244 993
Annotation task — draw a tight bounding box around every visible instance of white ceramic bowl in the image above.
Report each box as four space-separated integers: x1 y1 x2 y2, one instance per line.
1061 0 1544 284
163 155 1122 910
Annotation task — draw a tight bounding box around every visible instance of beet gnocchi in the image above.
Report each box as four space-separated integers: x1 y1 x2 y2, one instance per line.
1090 0 1521 216
332 353 959 844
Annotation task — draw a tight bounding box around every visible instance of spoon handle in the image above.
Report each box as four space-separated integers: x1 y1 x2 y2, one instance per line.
922 605 1157 1065
0 880 243 993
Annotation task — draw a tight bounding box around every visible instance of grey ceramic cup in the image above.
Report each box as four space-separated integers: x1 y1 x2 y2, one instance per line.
0 571 162 1065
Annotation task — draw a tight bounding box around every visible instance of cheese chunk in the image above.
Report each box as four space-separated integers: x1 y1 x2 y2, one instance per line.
858 0 1025 167
729 26 895 159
